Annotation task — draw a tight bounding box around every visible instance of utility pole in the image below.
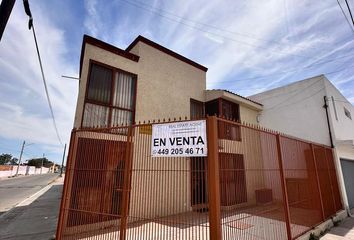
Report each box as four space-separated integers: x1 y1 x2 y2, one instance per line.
15 140 26 177
41 153 44 174
60 143 66 177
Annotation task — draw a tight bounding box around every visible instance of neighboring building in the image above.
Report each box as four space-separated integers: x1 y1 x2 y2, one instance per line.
249 75 354 212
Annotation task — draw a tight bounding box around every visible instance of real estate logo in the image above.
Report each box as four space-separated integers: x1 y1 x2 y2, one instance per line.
151 120 208 157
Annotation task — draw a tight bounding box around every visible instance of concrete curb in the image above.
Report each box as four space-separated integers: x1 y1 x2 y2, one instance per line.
0 175 60 220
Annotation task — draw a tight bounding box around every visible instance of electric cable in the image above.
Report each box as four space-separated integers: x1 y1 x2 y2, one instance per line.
23 0 63 146
336 0 354 34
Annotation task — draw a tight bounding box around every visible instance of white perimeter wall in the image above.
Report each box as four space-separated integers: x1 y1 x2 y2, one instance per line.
0 166 50 178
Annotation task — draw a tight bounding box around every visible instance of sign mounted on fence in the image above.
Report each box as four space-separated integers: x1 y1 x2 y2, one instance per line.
151 120 208 157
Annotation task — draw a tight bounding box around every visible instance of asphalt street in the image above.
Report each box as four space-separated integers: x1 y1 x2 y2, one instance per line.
0 175 63 240
0 173 59 215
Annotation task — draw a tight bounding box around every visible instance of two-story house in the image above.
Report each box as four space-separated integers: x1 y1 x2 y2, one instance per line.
68 34 264 223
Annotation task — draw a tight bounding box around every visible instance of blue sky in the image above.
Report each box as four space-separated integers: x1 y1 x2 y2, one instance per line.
0 0 353 164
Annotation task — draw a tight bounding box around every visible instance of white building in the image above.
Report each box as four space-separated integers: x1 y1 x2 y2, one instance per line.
249 75 354 213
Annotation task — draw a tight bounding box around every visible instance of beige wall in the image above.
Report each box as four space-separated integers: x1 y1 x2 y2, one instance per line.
74 44 140 128
240 104 259 125
219 128 268 207
134 42 206 121
129 132 192 219
74 41 206 128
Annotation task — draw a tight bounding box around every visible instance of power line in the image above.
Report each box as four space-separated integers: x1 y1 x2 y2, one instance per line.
122 0 354 84
211 59 354 86
121 0 354 63
344 0 354 27
120 0 323 54
246 64 354 110
261 76 325 111
263 86 326 113
120 0 323 61
23 0 63 146
336 0 354 34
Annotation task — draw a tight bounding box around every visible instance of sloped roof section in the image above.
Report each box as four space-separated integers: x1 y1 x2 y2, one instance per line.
80 35 140 76
126 35 208 72
208 89 263 106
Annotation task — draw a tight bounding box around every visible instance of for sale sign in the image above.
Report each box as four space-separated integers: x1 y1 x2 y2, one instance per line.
151 120 208 157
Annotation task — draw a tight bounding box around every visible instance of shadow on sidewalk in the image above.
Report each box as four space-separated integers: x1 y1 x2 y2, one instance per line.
0 184 63 240
321 217 354 240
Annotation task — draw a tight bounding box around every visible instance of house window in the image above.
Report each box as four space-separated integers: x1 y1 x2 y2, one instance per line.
190 99 204 120
205 98 241 141
205 98 240 121
82 62 136 128
205 99 219 117
344 107 352 120
221 99 239 121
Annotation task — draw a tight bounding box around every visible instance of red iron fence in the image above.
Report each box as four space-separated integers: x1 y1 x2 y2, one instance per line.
56 116 342 240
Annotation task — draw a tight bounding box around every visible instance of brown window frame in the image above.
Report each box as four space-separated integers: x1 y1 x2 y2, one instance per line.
81 60 138 128
205 98 242 141
190 98 205 120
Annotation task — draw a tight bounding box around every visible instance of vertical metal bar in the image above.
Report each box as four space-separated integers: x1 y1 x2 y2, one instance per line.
311 144 326 220
276 134 292 240
206 116 222 240
56 130 76 240
120 126 134 240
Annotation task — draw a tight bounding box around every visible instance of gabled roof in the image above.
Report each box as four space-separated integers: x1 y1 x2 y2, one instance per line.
126 35 208 72
80 34 208 76
80 35 140 76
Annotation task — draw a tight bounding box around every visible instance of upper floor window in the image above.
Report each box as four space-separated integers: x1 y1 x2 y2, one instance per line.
205 98 241 141
344 107 352 120
82 61 137 128
205 98 240 121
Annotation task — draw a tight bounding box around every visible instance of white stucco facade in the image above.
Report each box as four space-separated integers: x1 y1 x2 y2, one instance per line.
249 75 354 210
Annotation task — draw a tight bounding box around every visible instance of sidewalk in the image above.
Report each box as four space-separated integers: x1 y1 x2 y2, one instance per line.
0 176 64 240
321 216 354 240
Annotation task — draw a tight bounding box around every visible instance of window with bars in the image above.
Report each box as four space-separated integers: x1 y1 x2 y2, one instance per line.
82 62 137 128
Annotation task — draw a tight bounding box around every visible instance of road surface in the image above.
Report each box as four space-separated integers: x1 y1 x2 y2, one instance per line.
0 175 64 240
0 173 59 215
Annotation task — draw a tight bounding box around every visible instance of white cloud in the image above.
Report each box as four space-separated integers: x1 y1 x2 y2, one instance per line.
0 2 78 160
1 0 353 161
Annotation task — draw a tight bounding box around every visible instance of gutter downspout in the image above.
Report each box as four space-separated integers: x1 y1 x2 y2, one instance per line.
323 96 334 148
